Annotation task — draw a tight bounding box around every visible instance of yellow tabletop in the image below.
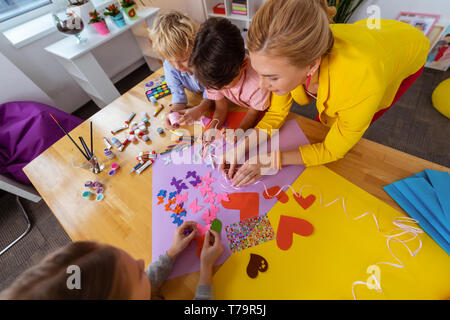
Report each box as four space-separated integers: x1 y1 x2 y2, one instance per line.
23 68 449 299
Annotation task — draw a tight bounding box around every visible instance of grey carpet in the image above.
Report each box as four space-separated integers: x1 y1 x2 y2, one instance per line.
0 192 71 291
0 65 449 293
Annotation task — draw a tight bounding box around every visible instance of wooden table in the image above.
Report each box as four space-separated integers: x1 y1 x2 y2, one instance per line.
24 68 449 299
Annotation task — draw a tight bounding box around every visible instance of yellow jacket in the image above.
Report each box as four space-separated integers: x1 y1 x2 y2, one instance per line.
255 19 429 166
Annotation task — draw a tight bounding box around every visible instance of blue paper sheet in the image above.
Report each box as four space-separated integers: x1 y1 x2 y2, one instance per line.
383 183 450 255
399 178 450 240
425 169 450 219
383 169 450 255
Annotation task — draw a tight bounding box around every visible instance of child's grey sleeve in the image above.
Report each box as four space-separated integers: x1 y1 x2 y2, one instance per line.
146 253 174 298
194 285 214 300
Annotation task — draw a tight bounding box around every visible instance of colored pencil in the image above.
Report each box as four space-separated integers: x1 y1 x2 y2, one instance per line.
49 113 89 161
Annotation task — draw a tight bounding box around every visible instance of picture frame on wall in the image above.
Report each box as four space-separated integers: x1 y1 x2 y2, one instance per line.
396 12 440 36
427 25 445 48
425 25 450 72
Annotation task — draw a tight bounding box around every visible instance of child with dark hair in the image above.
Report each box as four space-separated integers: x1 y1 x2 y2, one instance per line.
190 17 270 139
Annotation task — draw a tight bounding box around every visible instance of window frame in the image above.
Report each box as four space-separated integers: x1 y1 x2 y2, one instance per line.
0 0 67 31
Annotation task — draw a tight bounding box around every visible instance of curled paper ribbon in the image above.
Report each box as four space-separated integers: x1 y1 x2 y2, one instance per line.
250 180 424 300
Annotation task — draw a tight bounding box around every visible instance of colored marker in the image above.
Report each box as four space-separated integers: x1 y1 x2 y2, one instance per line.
110 137 124 152
125 112 136 125
111 124 128 135
103 137 112 149
129 161 145 174
136 159 154 175
153 104 164 117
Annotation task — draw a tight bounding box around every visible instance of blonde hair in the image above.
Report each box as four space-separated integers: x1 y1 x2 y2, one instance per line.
148 11 199 60
247 0 336 67
0 242 131 300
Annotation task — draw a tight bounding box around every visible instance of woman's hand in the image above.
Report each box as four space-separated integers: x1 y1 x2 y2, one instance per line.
219 146 240 180
231 154 272 188
200 230 224 270
167 221 198 260
223 129 239 145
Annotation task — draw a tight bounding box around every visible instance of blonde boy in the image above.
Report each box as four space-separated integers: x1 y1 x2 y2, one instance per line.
149 11 212 129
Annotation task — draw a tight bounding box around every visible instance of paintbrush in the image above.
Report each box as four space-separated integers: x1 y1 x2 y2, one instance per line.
49 113 90 161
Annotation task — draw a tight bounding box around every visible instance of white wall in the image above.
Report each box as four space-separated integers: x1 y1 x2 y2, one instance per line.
0 0 206 114
150 0 205 23
349 0 450 25
0 51 54 105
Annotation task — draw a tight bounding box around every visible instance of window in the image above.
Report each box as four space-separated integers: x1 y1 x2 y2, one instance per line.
0 0 53 23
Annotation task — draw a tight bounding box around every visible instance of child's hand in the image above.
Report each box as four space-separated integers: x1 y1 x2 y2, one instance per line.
164 103 188 130
200 230 224 269
178 105 203 125
167 221 198 260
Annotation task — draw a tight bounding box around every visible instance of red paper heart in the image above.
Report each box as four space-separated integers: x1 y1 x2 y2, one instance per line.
293 193 316 210
276 215 314 251
263 186 289 203
196 235 205 258
221 192 259 221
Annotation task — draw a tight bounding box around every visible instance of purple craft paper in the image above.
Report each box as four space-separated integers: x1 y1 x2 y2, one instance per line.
152 119 310 279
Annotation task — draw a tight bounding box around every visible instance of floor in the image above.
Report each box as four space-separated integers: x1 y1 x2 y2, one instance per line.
1 63 449 292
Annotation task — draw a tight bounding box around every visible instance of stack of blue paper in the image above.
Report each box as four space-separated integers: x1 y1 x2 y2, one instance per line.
383 169 450 255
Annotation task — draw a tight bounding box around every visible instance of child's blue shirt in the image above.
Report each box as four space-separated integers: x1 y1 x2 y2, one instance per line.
163 60 208 104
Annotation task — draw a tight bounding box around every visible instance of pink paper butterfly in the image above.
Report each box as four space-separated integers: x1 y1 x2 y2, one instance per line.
204 192 216 203
201 172 215 185
189 198 203 214
197 223 207 236
210 204 219 216
176 192 188 204
199 185 212 197
216 192 229 204
202 209 216 225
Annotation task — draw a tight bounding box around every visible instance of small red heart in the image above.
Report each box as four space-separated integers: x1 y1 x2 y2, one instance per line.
276 215 314 251
263 186 289 203
293 193 316 209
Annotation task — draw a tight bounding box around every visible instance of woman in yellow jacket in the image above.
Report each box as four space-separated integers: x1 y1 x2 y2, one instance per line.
224 0 429 187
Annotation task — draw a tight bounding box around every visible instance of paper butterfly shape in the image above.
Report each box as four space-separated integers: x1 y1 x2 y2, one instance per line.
189 175 202 187
201 172 215 185
197 223 208 236
189 198 203 214
186 171 197 179
157 196 164 205
199 185 213 197
209 204 219 216
163 157 172 165
174 204 184 215
176 192 188 204
216 192 229 203
169 191 178 200
170 177 188 194
179 210 187 217
202 209 216 225
157 190 167 198
171 215 184 227
165 202 173 212
204 192 216 204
